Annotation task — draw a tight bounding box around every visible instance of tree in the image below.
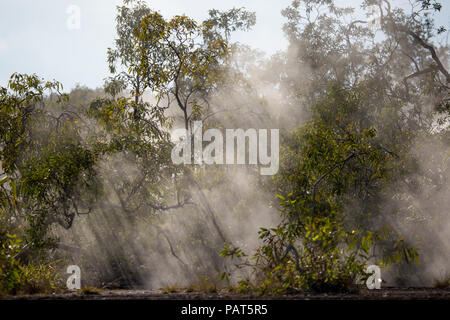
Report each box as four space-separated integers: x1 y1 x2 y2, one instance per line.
0 73 98 248
221 0 449 290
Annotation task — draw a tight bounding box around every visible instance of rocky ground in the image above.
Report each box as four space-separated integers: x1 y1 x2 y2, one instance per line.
3 287 450 300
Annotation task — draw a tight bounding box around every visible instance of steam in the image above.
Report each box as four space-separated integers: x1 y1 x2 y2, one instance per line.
381 134 450 286
50 3 450 289
48 42 296 289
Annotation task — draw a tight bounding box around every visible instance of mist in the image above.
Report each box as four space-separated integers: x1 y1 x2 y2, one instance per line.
1 0 449 296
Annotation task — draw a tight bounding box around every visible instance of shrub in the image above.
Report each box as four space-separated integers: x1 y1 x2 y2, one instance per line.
0 213 62 295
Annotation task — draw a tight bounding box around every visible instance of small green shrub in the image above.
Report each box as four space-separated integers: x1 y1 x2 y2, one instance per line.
185 276 220 293
0 221 61 295
80 286 101 295
0 251 62 295
162 284 182 294
433 273 450 289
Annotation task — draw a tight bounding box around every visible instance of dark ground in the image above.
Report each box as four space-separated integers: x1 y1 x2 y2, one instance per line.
3 287 450 300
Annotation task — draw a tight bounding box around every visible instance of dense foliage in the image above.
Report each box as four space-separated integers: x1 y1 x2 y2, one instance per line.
0 0 448 294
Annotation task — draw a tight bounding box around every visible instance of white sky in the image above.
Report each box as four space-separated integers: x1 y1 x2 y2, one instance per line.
0 0 448 90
